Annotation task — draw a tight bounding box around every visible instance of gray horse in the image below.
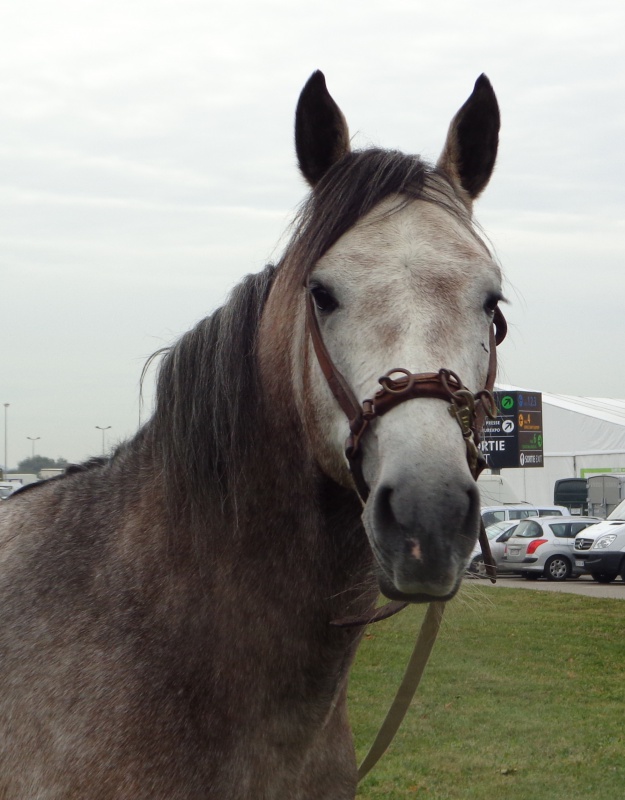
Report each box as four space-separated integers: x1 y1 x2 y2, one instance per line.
0 71 502 798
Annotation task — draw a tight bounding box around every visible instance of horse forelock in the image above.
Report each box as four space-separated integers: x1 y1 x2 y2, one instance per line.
281 148 478 287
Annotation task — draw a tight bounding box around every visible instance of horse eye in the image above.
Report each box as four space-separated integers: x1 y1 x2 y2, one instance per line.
310 285 338 314
484 294 501 316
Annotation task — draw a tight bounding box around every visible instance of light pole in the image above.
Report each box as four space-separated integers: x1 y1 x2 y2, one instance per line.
27 436 41 459
95 426 111 455
3 403 9 473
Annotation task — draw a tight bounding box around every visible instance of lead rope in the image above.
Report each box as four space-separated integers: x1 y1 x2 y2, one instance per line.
356 530 493 783
357 601 445 781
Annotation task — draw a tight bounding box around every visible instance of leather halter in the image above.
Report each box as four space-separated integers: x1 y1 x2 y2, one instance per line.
305 287 507 595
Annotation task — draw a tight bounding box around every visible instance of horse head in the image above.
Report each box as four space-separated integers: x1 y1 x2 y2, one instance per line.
264 72 503 604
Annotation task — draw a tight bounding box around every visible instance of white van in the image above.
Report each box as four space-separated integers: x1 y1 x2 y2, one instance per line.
481 504 568 529
573 497 625 582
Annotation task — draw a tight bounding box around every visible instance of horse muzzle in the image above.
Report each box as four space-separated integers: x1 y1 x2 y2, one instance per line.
362 462 481 601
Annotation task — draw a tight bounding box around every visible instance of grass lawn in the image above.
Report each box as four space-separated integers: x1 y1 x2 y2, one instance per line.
349 583 625 800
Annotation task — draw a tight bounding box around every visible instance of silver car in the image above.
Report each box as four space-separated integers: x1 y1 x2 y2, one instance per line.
0 483 15 500
467 520 519 576
501 516 600 581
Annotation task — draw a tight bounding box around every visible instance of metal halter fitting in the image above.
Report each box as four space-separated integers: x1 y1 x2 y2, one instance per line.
305 287 507 587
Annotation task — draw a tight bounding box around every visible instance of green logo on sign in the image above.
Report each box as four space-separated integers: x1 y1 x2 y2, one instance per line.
501 395 514 410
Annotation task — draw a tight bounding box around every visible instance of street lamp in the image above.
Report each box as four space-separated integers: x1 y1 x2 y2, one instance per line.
27 436 41 459
95 426 111 455
3 403 9 473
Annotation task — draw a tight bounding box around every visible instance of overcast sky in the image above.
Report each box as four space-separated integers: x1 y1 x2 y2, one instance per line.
1 0 624 468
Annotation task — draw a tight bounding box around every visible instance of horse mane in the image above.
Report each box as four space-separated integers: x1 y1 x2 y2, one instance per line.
142 149 482 518
5 456 109 499
149 265 277 515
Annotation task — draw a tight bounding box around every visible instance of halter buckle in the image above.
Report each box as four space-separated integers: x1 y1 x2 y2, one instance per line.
448 401 474 439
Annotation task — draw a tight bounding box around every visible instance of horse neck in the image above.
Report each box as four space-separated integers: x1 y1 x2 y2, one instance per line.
136 349 374 631
130 404 375 737
210 406 374 627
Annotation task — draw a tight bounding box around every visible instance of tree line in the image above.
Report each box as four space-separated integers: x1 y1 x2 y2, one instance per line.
8 456 69 475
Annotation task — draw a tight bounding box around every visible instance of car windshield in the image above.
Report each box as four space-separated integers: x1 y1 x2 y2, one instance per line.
482 510 506 527
607 498 625 521
511 519 543 538
485 521 513 539
508 509 535 520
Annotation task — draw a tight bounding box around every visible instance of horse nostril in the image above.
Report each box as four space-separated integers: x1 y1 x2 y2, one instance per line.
466 483 480 526
374 484 397 529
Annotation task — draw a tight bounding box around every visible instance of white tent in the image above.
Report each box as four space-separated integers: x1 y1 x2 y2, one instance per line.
482 387 625 506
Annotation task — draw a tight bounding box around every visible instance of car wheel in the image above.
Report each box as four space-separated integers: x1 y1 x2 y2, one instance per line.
469 556 488 578
544 556 572 582
523 572 540 581
592 572 617 584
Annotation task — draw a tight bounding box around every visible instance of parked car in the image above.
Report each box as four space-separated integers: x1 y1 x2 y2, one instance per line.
575 498 625 583
501 516 600 581
0 482 16 500
481 504 568 528
467 520 519 576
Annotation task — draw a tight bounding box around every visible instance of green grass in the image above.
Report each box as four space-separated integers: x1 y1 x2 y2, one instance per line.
349 584 625 800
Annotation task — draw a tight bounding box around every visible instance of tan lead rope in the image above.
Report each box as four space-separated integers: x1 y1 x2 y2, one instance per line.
356 520 494 783
357 601 446 782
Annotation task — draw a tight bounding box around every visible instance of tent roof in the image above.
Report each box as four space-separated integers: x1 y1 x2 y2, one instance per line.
497 385 625 428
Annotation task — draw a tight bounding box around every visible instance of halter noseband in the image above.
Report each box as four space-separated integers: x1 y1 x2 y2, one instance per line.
305 288 507 583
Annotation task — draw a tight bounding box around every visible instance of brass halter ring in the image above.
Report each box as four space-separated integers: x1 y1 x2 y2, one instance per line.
378 368 417 394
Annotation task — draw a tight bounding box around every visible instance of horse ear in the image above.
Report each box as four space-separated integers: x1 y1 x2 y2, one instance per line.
295 71 351 187
437 74 500 204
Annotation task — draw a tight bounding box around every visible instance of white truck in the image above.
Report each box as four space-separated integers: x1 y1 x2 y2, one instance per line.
573 497 625 583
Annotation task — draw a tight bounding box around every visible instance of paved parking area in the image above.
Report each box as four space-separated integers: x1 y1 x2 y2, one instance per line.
467 574 625 600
